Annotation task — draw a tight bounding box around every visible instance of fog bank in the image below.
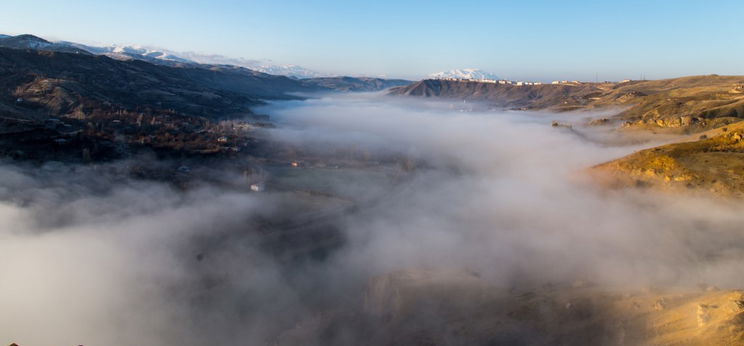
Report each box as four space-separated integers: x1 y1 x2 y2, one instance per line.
3 93 744 345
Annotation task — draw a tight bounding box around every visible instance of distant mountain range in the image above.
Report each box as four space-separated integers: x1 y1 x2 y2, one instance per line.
74 44 327 79
166 52 329 79
0 34 326 79
428 68 499 80
0 34 409 91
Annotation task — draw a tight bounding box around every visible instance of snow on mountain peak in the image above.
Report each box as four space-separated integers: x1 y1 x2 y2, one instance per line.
49 38 328 79
428 68 499 81
174 52 328 79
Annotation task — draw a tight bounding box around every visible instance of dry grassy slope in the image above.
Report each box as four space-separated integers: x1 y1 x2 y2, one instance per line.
592 120 744 197
277 270 744 346
605 75 744 132
389 79 613 111
390 75 744 133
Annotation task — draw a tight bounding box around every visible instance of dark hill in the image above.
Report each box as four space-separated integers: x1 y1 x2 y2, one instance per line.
0 34 92 54
0 43 409 162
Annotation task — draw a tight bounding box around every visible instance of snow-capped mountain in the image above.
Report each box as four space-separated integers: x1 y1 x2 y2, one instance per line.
428 68 499 80
1 33 342 79
57 40 328 78
172 52 328 79
108 46 193 63
55 42 194 64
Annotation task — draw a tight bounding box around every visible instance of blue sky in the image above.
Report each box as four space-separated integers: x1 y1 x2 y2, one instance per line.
1 0 743 80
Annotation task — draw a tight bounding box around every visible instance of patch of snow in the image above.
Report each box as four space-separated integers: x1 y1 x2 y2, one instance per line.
175 52 329 78
428 68 499 81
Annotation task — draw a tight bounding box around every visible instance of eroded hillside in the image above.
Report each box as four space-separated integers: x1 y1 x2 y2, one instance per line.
390 75 744 133
592 120 744 197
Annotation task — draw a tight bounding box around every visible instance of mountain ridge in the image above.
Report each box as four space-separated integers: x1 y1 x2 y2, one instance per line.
1 34 326 79
390 75 744 132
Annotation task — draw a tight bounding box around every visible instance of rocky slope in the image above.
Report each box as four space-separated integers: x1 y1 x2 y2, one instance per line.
600 75 744 132
390 78 610 111
390 75 744 133
592 120 744 197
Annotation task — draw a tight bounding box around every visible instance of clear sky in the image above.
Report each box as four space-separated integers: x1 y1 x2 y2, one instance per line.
2 0 743 81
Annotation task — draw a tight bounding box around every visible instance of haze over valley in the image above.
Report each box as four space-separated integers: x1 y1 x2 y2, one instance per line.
3 2 744 345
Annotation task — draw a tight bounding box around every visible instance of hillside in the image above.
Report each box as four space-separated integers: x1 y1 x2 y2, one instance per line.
592 120 744 197
0 42 408 162
389 79 610 111
603 75 744 132
391 76 744 198
277 269 744 345
390 75 744 133
300 76 410 92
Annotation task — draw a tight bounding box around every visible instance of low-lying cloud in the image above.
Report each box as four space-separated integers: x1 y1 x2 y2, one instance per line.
3 93 744 345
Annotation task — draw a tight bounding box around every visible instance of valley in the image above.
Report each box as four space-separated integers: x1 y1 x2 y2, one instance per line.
3 31 744 346
390 75 744 197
